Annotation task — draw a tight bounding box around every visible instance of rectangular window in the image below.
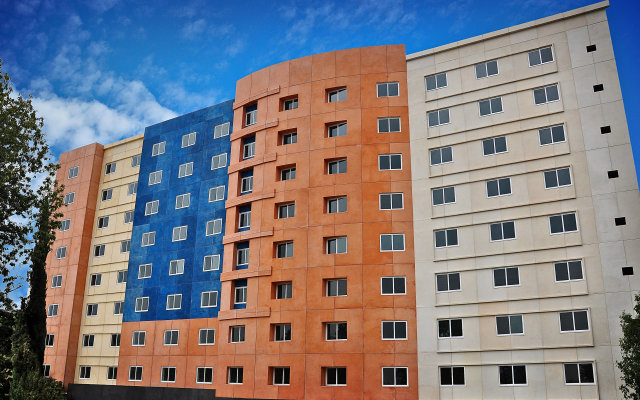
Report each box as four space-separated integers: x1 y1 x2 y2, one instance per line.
203 254 220 271
51 275 62 288
378 154 402 170
97 216 109 229
328 88 347 102
278 203 295 219
120 240 131 253
326 278 347 297
68 166 79 179
276 241 294 258
55 246 67 259
382 367 409 387
276 282 292 299
201 291 218 308
213 122 230 139
206 219 223 236
432 187 455 206
64 192 75 205
111 333 121 347
47 304 59 317
243 138 255 160
163 330 179 345
544 167 572 188
113 301 124 315
124 210 134 224
197 367 213 384
440 366 465 386
199 329 215 345
169 259 185 275
282 131 297 145
182 131 196 148
425 72 447 91
499 365 527 386
490 221 516 241
430 147 452 165
494 267 520 287
105 162 116 175
166 294 182 310
107 366 118 381
280 167 296 181
145 200 159 215
101 189 113 201
129 366 143 382
436 272 460 292
228 367 244 384
438 319 463 338
86 304 98 316
326 322 347 341
211 153 227 170
382 321 408 340
240 175 253 194
209 185 225 202
237 247 249 267
94 244 105 257
327 196 347 213
549 213 578 234
45 334 55 347
148 170 162 185
378 117 401 133
534 84 560 105
238 209 251 229
116 270 127 284
479 97 503 116
327 159 347 175
327 237 347 254
127 182 137 195
60 219 71 231
230 326 245 343
132 331 146 346
555 260 584 282
564 363 595 385
234 284 247 305
487 177 511 197
43 365 51 377
151 141 165 156
381 276 406 295
89 273 102 287
559 310 589 332
175 193 190 209
434 229 458 248
539 124 566 145
131 154 141 167
274 324 292 342
427 109 450 127
377 82 399 97
134 297 149 312
496 314 524 335
380 234 405 251
172 225 188 242
483 136 507 155
325 367 347 386
178 162 193 178
475 60 499 78
273 367 291 385
528 46 554 66
79 366 91 380
283 97 298 110
245 103 257 126
379 193 403 210
138 263 152 279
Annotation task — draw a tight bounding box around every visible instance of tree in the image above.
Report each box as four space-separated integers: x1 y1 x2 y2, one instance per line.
0 309 15 399
0 58 59 305
619 294 640 400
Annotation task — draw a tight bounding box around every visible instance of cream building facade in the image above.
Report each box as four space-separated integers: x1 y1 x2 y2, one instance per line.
407 1 640 399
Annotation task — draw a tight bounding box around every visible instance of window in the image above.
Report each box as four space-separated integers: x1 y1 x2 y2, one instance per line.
151 141 165 156
379 192 404 210
166 294 182 310
382 367 408 387
283 97 298 110
559 310 589 332
68 166 79 179
325 367 346 386
425 72 447 91
440 366 465 386
47 304 59 317
430 147 452 165
328 88 347 102
555 260 583 282
182 131 196 147
276 282 292 299
475 60 499 78
209 185 225 202
43 365 51 377
105 162 116 175
169 259 185 275
273 367 290 385
280 167 296 181
564 363 595 385
124 210 134 224
111 333 121 347
214 122 230 139
129 366 143 382
51 275 62 288
89 273 102 287
601 126 612 134
116 270 127 283
237 246 249 267
203 254 220 271
45 334 54 347
427 109 450 127
381 276 406 295
172 225 187 241
327 122 347 138
327 237 347 254
494 267 520 287
163 330 179 345
119 240 130 253
230 326 245 343
240 173 253 194
499 365 527 386
79 366 91 380
197 367 213 384
326 279 347 297
282 131 297 145
113 301 124 315
55 246 67 259
534 84 560 105
377 82 399 97
276 241 293 258
487 177 511 197
274 324 291 342
107 366 118 381
549 213 578 234
436 272 460 292
378 117 401 133
211 153 227 170
327 159 347 174
228 367 243 384
479 97 503 116
278 203 295 218
587 44 597 52
131 154 141 167
132 331 146 346
60 219 71 231
528 46 554 66
135 297 149 312
378 154 402 170
245 103 257 126
380 234 405 251
234 283 247 305
206 219 223 236
148 170 162 185
608 170 619 178
64 192 75 205
326 322 347 340
178 162 193 178
97 216 109 229
199 329 215 345
127 182 137 195
490 221 516 241
544 167 572 188
94 244 105 257
496 314 524 335
101 189 113 201
382 321 407 340
438 319 463 338
434 229 458 248
243 137 255 160
175 193 190 209
539 124 566 145
145 200 158 216
238 209 251 229
86 304 98 316
432 187 455 206
482 136 507 155
138 263 152 279
327 196 347 213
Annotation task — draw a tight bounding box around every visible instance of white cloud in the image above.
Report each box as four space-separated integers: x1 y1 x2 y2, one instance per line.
181 18 207 39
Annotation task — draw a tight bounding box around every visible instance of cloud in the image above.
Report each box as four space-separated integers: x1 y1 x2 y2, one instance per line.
224 38 246 58
181 18 207 39
87 0 120 13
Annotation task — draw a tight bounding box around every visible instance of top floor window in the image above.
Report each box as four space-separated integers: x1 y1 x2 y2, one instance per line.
131 154 141 167
214 122 230 139
245 103 257 127
182 132 196 148
528 46 554 67
377 82 399 97
328 88 347 103
105 162 116 175
475 60 498 79
425 72 447 91
151 141 165 156
68 166 79 179
282 97 298 111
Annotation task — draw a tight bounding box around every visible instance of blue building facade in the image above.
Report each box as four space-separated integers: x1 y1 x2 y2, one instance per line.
123 100 233 322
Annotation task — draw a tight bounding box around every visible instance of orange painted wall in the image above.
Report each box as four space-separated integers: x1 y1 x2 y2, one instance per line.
44 143 104 386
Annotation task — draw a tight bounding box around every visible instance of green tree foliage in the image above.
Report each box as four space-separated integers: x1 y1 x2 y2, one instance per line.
619 294 640 400
0 309 15 399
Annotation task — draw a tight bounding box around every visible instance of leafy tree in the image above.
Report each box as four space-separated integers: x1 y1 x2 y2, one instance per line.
619 294 640 400
0 309 15 399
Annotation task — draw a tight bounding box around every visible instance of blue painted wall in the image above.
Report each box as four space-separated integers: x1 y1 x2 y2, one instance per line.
123 100 233 322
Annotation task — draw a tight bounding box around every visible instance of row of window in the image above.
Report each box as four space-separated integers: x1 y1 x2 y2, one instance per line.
66 154 141 182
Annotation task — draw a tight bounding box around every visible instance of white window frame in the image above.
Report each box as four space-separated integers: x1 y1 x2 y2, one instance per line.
496 314 525 336
475 59 499 79
559 310 590 333
378 153 402 171
141 231 156 247
163 330 179 346
134 296 149 312
55 246 67 259
563 362 596 385
181 131 196 148
380 276 406 295
68 166 79 179
172 225 188 242
425 72 448 91
203 254 220 271
380 233 405 252
381 366 409 387
169 259 185 276
198 329 215 346
201 291 218 308
178 162 193 178
209 185 225 202
376 82 399 97
489 221 517 242
145 200 159 216
148 170 162 185
213 122 230 139
175 193 191 209
478 96 503 116
211 153 228 170
151 141 165 156
381 320 408 340
196 367 214 384
166 294 182 310
327 87 347 103
549 212 579 234
128 366 143 382
79 366 91 380
427 109 450 127
377 117 401 133
326 237 348 255
138 263 152 279
206 219 223 236
132 331 146 346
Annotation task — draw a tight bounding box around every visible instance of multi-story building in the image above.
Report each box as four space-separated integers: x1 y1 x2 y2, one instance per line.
43 1 638 399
